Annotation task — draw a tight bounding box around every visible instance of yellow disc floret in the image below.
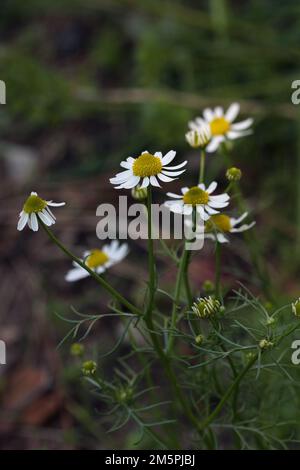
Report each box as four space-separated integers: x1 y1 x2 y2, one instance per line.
23 194 47 214
210 117 230 136
183 187 209 206
133 153 163 177
206 214 232 232
86 250 109 269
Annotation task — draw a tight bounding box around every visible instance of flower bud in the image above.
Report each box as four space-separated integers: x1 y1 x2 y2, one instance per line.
82 360 97 376
202 280 215 294
131 185 148 201
195 334 204 345
70 342 84 357
191 296 221 319
292 298 300 318
259 339 273 350
185 124 211 149
226 167 242 182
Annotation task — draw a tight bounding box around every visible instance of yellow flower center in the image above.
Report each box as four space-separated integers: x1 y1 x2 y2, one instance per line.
183 187 209 206
210 117 230 136
206 214 232 232
133 153 163 177
86 250 109 269
23 194 47 214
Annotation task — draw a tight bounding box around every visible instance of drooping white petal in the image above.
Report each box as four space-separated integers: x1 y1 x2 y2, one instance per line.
140 177 150 188
150 175 161 187
38 210 53 226
157 173 175 183
65 267 90 282
166 192 182 199
205 205 219 215
161 169 185 177
17 211 29 231
231 222 256 233
30 213 39 232
225 102 240 122
122 175 140 189
164 161 187 170
231 118 253 131
161 150 176 165
230 212 248 227
206 136 224 153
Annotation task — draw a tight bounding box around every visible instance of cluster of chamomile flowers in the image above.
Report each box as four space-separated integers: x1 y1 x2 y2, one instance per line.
17 102 255 284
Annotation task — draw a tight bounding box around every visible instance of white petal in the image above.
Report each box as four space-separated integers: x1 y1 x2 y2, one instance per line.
154 151 163 159
161 169 185 177
230 212 248 227
205 205 219 215
31 192 38 196
157 173 175 183
203 108 214 122
209 194 229 202
150 175 161 187
120 160 133 169
122 175 140 189
166 192 182 199
206 136 224 153
227 130 252 140
164 161 187 170
188 121 199 131
65 267 90 282
216 233 229 243
225 102 240 122
215 106 224 118
198 183 205 190
47 201 65 207
17 212 29 231
181 187 189 194
231 222 256 233
38 210 53 226
30 213 39 232
161 150 176 165
140 177 150 188
206 181 218 194
208 200 229 209
231 118 253 131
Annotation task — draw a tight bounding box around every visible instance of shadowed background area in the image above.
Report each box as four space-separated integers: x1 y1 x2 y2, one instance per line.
0 0 300 449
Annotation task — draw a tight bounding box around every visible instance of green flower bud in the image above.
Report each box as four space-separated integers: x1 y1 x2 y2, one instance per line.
259 339 274 350
82 360 97 376
226 167 242 182
202 280 215 294
115 386 134 404
292 298 300 318
131 185 148 201
70 342 84 357
195 334 204 345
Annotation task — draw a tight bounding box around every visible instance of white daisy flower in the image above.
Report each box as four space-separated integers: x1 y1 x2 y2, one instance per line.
109 150 187 189
188 102 253 153
204 212 256 243
165 181 229 221
65 240 129 282
17 191 65 232
185 122 211 149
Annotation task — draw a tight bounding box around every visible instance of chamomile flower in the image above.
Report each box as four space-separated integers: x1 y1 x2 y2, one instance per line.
17 191 65 232
189 103 253 153
165 181 229 221
65 240 129 282
204 212 256 243
110 150 187 189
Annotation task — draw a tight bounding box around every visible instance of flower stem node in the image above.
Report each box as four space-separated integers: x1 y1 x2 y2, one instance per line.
292 298 300 318
82 360 97 376
226 167 242 182
131 185 148 201
192 296 221 319
70 342 85 357
259 339 274 350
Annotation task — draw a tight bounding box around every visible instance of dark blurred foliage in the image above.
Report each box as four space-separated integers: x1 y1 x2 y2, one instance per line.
0 0 300 449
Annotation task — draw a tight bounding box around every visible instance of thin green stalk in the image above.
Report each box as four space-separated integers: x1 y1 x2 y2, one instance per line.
215 241 222 301
167 248 190 353
199 149 206 184
199 353 258 431
145 187 156 320
40 221 141 317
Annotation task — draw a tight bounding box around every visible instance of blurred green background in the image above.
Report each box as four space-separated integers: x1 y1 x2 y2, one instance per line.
1 0 300 449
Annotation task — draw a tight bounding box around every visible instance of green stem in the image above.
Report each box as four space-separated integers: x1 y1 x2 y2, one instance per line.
199 353 258 431
40 221 141 317
215 241 222 301
145 187 156 320
199 149 206 184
